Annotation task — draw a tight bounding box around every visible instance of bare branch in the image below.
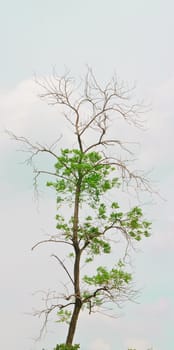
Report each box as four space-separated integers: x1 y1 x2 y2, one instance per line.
33 168 76 194
33 289 75 340
33 67 147 166
6 130 60 164
97 157 153 193
31 239 73 251
82 281 136 315
51 254 74 286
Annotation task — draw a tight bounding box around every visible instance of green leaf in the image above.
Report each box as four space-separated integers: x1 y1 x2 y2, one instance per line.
56 309 72 324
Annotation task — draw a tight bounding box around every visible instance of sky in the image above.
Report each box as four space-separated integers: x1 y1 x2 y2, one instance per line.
0 1 174 349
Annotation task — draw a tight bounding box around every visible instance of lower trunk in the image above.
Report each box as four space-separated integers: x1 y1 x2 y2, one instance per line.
66 301 81 345
66 180 82 345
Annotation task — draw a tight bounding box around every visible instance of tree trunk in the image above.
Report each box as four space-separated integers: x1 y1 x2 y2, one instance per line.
66 178 82 345
66 299 82 345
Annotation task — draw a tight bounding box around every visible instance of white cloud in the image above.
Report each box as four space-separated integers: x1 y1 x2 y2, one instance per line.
0 78 74 158
0 79 38 131
124 337 151 350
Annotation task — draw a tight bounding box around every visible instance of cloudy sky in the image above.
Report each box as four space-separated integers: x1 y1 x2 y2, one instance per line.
0 1 174 349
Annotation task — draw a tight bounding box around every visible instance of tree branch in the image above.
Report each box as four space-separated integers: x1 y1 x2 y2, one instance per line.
31 239 73 251
51 254 74 286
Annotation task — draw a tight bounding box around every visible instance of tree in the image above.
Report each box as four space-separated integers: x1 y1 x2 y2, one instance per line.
9 68 152 349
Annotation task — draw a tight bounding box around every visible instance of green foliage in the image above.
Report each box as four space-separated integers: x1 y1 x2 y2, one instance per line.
46 149 119 205
125 206 151 241
45 147 151 341
46 148 151 317
53 344 80 350
56 310 72 324
48 149 151 246
83 261 132 287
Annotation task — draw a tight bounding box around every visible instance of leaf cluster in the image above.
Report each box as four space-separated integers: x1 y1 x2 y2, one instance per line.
40 148 151 330
83 263 131 288
45 149 151 316
56 310 72 324
48 150 151 260
46 149 119 205
53 344 80 350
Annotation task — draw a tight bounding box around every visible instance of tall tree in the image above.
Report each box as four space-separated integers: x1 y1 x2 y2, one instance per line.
9 68 152 349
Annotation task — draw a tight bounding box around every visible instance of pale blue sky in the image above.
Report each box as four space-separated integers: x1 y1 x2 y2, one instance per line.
1 0 174 87
0 1 174 350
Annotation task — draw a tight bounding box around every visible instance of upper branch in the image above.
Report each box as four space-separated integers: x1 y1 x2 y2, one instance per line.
32 238 73 251
6 130 60 164
34 67 146 161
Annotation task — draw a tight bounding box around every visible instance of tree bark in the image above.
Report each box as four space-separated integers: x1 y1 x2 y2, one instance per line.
66 178 82 345
66 290 82 344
